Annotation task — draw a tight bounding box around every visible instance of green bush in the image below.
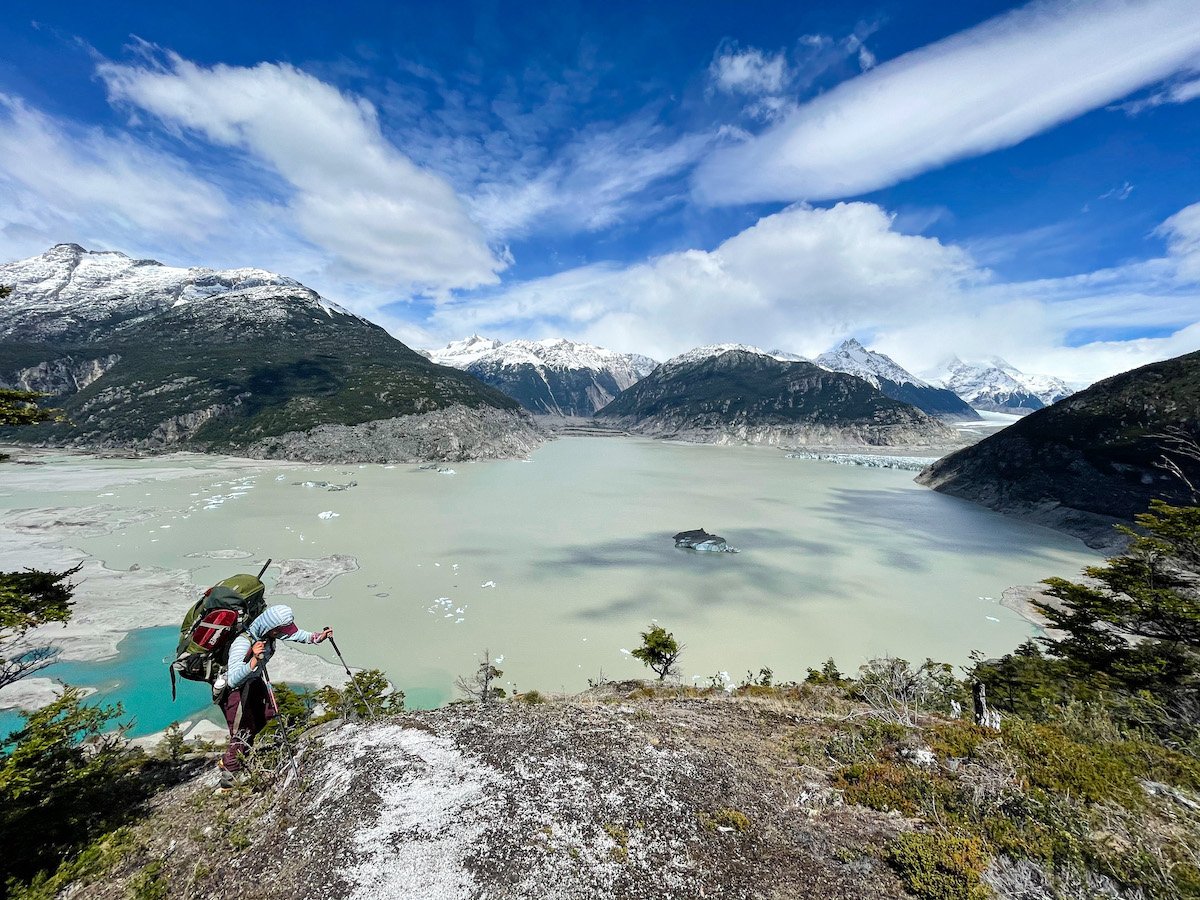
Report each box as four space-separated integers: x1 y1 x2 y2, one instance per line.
0 689 144 892
886 831 991 900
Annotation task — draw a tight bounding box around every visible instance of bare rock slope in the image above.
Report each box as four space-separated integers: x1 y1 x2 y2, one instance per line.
83 694 911 900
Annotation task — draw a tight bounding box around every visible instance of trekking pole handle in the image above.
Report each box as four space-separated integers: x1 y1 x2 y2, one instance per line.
256 558 273 580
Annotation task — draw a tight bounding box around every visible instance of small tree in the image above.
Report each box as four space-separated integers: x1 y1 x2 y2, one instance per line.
631 624 683 681
0 565 79 690
0 688 142 890
313 669 403 722
456 649 505 703
1038 499 1200 708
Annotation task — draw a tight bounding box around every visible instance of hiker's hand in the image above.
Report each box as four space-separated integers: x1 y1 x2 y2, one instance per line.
251 640 266 658
313 627 333 644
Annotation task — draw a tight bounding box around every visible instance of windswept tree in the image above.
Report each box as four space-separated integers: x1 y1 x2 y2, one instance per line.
631 624 683 681
456 649 506 703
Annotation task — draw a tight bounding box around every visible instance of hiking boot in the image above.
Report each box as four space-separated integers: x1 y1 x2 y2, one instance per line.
217 760 238 789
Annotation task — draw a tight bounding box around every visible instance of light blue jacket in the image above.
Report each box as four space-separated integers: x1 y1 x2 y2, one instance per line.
226 605 316 689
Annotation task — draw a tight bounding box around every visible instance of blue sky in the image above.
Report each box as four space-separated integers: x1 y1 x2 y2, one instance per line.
1 0 1199 382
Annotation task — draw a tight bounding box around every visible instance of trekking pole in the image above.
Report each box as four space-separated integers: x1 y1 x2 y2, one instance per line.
260 667 301 782
256 558 273 580
325 627 378 719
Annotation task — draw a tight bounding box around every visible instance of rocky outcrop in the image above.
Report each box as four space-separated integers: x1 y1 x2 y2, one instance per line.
245 404 546 463
0 353 121 396
917 350 1200 550
73 693 914 900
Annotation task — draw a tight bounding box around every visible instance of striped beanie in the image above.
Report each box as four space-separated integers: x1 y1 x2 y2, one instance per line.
250 605 298 639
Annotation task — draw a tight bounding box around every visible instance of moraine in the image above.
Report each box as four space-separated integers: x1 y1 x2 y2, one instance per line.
0 437 1099 735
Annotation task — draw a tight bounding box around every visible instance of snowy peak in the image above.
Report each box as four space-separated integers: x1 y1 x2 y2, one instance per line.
926 356 1074 414
0 244 360 342
815 339 930 389
426 336 660 416
429 337 658 378
425 334 504 367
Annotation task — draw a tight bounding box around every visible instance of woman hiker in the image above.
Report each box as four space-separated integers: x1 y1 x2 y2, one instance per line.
217 604 332 787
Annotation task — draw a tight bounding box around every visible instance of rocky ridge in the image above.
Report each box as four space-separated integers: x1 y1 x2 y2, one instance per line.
917 349 1200 550
597 348 955 448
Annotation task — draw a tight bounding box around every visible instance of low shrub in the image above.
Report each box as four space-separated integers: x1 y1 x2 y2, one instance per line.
885 831 990 900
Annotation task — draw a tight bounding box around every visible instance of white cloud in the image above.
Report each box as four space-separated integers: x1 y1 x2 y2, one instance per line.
431 202 981 360
98 53 507 294
694 0 1200 204
0 94 229 259
710 47 789 96
426 199 1200 385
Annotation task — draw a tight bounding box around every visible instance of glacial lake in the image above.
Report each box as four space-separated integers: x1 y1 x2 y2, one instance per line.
0 437 1100 737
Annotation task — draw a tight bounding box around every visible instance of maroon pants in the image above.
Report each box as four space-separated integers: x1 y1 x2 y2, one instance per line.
220 679 275 772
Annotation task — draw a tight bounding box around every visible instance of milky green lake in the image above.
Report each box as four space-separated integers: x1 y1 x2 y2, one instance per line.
0 437 1100 731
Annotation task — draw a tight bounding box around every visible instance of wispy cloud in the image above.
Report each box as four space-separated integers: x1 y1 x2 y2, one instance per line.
98 50 507 294
709 46 789 96
694 0 1200 204
1117 75 1200 114
0 94 228 257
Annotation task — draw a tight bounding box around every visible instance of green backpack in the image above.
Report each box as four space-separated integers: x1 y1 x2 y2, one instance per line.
169 572 268 700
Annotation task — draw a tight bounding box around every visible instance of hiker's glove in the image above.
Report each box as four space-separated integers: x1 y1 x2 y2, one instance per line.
312 628 333 644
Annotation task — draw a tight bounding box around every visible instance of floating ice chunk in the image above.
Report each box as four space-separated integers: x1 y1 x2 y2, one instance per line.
160 524 171 529
481 581 496 588
275 475 286 481
582 637 588 642
384 465 395 469
619 648 631 655
438 469 456 476
455 618 464 624
986 616 1000 622
317 511 339 520
494 655 504 664
99 492 114 497
444 613 453 618
434 563 441 567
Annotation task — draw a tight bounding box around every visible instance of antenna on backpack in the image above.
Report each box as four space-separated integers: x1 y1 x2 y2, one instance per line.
256 558 272 580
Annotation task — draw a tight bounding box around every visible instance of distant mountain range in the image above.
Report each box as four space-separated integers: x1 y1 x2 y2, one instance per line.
595 345 954 447
0 245 540 461
430 333 1078 422
918 349 1200 550
816 340 979 421
926 356 1074 415
425 336 657 416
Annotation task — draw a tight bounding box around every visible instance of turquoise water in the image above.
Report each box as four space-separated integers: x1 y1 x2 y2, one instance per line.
1 439 1103 728
1 627 214 743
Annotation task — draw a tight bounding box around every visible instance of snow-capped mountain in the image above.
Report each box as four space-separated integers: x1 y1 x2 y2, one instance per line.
0 243 359 343
927 357 1074 414
425 334 504 368
426 337 659 416
815 340 979 421
0 244 527 453
597 346 953 446
989 358 1075 405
